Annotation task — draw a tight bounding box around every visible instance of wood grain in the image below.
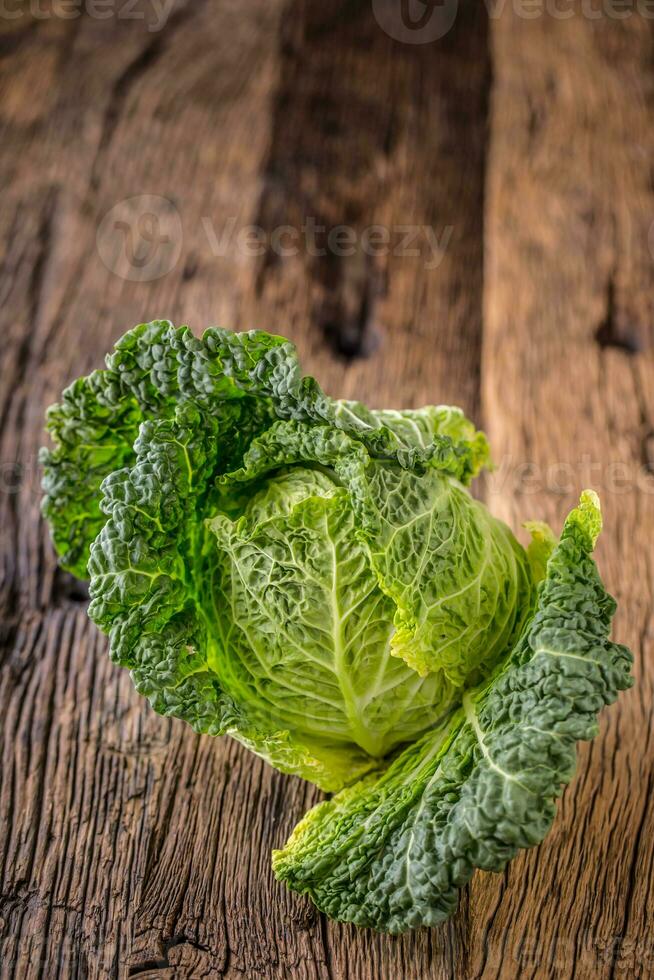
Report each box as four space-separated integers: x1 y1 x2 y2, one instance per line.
0 3 652 978
474 11 654 979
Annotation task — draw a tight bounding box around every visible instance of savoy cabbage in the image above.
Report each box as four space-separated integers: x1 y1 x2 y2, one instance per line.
41 321 632 933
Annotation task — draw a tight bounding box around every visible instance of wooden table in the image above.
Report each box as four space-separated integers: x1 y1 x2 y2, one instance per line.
1 3 652 977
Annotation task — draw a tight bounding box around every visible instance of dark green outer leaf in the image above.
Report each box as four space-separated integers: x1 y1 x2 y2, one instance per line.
272 492 633 933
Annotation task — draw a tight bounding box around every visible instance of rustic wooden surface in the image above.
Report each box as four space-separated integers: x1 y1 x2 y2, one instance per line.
0 2 652 978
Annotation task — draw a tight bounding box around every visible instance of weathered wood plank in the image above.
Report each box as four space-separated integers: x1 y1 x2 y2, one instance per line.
246 0 489 422
241 4 491 976
1 2 652 978
0 5 331 979
0 3 491 978
476 9 654 979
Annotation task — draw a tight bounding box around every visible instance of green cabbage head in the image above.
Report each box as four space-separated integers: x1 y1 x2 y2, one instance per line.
41 322 632 933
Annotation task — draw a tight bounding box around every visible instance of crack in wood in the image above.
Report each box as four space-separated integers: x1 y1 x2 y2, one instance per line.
595 274 644 356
